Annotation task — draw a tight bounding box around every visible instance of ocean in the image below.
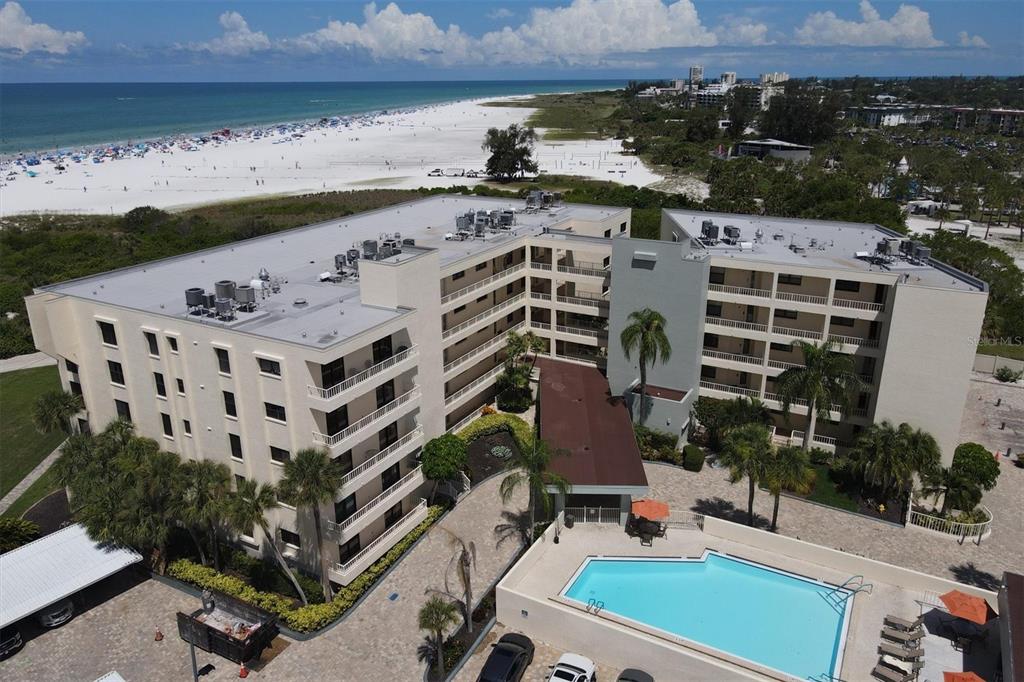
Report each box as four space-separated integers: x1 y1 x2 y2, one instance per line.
0 80 622 154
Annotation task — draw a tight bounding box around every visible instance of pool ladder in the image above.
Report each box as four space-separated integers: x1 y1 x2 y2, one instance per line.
823 575 873 611
585 598 605 615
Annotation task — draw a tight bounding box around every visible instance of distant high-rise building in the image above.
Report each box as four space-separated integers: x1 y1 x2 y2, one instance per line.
720 72 737 86
760 72 789 86
689 65 704 85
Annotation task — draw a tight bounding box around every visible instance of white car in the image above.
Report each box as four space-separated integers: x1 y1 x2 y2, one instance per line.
548 653 597 682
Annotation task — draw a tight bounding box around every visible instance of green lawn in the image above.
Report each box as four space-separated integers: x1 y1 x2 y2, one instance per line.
977 343 1024 361
804 463 859 512
2 466 61 520
0 365 65 499
483 91 623 141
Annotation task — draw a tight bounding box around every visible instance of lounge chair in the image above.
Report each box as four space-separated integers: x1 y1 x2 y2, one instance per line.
878 642 924 660
881 655 924 673
871 663 918 682
884 614 924 632
882 626 925 644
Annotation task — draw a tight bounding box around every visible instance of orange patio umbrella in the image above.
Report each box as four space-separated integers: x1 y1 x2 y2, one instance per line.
942 672 985 682
940 589 996 625
631 499 670 520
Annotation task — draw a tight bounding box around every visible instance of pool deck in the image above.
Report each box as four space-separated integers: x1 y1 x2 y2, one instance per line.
497 521 998 681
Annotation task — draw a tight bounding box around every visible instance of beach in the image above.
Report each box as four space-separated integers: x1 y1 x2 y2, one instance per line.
0 96 662 216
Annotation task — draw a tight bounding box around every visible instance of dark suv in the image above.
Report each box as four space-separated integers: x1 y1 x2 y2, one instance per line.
0 625 23 659
477 633 535 682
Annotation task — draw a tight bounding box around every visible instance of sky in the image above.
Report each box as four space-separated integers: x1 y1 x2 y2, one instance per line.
0 0 1020 82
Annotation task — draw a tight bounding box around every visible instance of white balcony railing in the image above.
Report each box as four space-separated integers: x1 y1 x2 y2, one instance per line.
312 388 420 449
772 325 823 340
767 359 803 370
441 263 526 306
557 352 603 367
530 320 551 330
327 466 424 535
557 263 608 278
702 349 763 366
828 334 879 348
708 283 772 299
339 427 423 491
775 291 828 306
529 261 553 271
698 380 760 398
442 293 526 340
556 324 604 338
444 322 523 375
833 298 885 313
556 294 607 308
530 292 552 302
705 317 769 332
331 499 429 578
446 409 481 435
908 504 992 543
445 364 505 406
307 346 418 401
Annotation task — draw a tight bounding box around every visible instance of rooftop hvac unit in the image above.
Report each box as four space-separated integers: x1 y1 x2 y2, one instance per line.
201 292 216 309
875 239 890 255
185 287 205 307
914 245 932 262
884 238 902 256
402 238 416 247
499 210 515 226
378 243 393 259
215 279 236 300
235 285 255 305
362 239 378 259
701 221 719 240
900 240 915 255
347 248 361 264
723 225 741 240
334 254 347 271
214 297 234 319
455 214 472 232
258 267 270 281
773 232 785 241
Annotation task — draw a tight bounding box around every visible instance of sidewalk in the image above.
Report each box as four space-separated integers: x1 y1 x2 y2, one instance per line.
0 352 56 374
0 442 63 515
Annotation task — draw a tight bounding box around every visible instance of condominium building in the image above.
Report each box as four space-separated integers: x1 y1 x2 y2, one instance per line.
953 107 1024 136
689 65 704 86
25 194 628 584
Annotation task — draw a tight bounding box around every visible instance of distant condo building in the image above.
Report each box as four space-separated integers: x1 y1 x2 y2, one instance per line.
720 71 737 86
26 198 986 583
846 105 940 128
689 65 704 85
953 107 1024 136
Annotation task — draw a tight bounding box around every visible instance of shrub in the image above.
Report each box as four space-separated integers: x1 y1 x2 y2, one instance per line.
0 517 40 554
480 405 497 416
635 425 681 464
442 636 467 673
682 445 705 472
168 505 445 632
496 390 531 413
994 366 1023 383
459 413 532 452
223 549 324 604
807 447 834 466
421 434 468 485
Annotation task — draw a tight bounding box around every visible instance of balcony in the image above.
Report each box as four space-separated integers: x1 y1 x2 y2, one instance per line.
775 291 828 306
327 466 425 539
762 393 868 420
705 316 769 333
828 333 880 349
529 320 551 331
530 291 552 302
702 349 763 366
833 298 884 313
699 380 760 398
312 388 420 452
529 261 553 272
307 346 418 403
766 359 803 371
444 321 523 377
441 263 527 310
445 364 505 409
329 499 429 585
707 283 772 300
555 293 609 311
557 261 609 279
771 325 823 341
338 427 424 495
555 352 605 368
442 293 526 344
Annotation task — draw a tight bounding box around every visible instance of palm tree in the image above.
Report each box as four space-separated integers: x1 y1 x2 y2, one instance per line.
619 308 672 424
499 434 570 540
435 528 477 635
524 330 545 376
418 595 460 678
226 478 308 605
718 423 773 526
764 446 815 532
179 460 231 570
847 421 940 515
278 448 344 601
33 389 84 436
774 340 862 451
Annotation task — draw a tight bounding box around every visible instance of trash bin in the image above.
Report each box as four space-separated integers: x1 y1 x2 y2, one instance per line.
564 513 575 529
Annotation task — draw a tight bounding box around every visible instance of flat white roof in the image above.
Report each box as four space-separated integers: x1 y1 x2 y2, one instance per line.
0 523 142 628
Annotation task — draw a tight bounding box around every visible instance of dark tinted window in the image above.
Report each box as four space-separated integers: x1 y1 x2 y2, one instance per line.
223 391 237 417
335 494 357 522
176 378 185 394
108 360 125 385
154 372 166 397
778 274 803 286
270 446 290 463
258 358 281 376
215 347 231 374
183 419 191 435
65 359 79 373
161 413 173 437
114 399 132 422
280 529 301 547
229 433 243 459
265 402 286 421
144 331 159 356
97 321 117 346
167 336 178 352
835 279 861 292
338 535 360 562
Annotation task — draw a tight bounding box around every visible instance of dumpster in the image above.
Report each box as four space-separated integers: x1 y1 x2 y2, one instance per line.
176 589 279 664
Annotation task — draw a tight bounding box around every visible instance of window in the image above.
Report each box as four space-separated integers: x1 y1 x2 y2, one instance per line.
381 462 401 489
114 399 132 422
65 359 79 374
453 304 466 314
97 321 117 346
705 302 722 318
265 402 287 422
384 501 403 529
505 313 514 323
506 283 514 295
78 418 91 435
372 336 393 363
270 446 290 464
338 535 361 563
234 474 245 489
183 419 192 436
603 229 612 238
376 380 395 409
378 422 398 450
69 381 83 396
835 279 861 292
229 433 243 460
257 358 281 376
167 336 179 353
334 494 357 523
176 378 185 395
144 331 159 357
476 295 488 303
703 333 719 349
857 392 870 410
831 316 856 327
775 309 798 320
778 274 803 286
619 221 627 233
452 270 465 281
326 405 349 436
709 267 725 285
214 347 231 374
700 366 717 379
161 413 173 437
770 342 792 352
333 450 353 476
321 357 345 388
108 360 125 385
154 372 166 398
475 262 487 271
280 529 301 548
223 391 237 418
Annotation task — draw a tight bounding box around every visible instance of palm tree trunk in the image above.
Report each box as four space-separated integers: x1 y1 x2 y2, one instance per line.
262 522 308 606
637 359 647 425
528 487 536 543
770 493 780 532
312 506 334 601
462 559 474 635
803 400 817 451
436 629 445 678
747 476 756 527
208 520 221 571
188 527 208 566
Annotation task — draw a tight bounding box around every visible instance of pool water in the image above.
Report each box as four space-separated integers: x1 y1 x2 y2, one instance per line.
562 553 849 680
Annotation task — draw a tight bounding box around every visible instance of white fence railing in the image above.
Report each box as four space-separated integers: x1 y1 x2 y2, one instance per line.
564 507 621 524
557 294 608 308
444 364 505 406
833 298 885 312
339 427 423 489
828 334 879 349
907 505 993 545
702 349 763 366
312 388 420 448
557 263 608 278
441 263 526 305
772 325 823 340
706 317 769 332
328 466 424 534
708 283 772 299
665 510 705 530
446 409 482 434
556 324 604 339
332 499 428 574
776 291 828 306
308 346 417 400
700 380 760 398
444 322 523 375
442 293 526 340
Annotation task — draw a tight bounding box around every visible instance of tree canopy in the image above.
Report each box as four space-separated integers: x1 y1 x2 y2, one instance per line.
482 124 539 182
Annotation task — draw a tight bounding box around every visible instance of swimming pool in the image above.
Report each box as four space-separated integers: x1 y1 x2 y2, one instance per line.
561 552 851 681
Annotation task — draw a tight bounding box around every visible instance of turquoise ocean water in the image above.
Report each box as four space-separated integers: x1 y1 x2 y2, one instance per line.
0 80 622 154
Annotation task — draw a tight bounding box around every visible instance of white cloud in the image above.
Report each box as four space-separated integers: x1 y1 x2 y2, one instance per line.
487 8 514 20
0 1 87 56
714 15 772 46
189 11 271 56
958 31 989 48
794 0 943 48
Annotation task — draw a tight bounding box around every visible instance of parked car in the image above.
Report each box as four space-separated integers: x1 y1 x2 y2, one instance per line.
548 653 597 682
616 670 654 682
477 633 535 682
427 168 443 177
0 625 23 658
35 598 74 628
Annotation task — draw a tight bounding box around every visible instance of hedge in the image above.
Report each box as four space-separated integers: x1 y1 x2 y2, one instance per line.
458 413 532 452
682 444 705 472
168 505 445 633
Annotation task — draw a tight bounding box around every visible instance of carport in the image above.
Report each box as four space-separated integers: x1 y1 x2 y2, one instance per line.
0 523 142 628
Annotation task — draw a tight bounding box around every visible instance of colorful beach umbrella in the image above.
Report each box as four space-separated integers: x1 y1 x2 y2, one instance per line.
942 672 985 682
631 499 670 520
939 590 995 625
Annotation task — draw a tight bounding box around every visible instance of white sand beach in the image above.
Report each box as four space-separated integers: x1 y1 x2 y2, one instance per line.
0 97 663 216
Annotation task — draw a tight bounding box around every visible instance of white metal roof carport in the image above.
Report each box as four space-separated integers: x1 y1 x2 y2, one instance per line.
0 523 142 628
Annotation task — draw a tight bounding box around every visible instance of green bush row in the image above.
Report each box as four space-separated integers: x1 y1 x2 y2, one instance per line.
458 413 532 452
168 505 445 632
682 444 705 472
634 425 682 464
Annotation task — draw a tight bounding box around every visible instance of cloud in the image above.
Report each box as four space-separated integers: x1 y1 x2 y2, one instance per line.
189 11 271 56
714 15 772 46
794 0 943 48
487 8 514 20
0 1 87 56
958 31 989 48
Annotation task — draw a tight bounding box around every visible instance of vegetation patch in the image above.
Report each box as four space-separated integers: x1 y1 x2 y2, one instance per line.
634 425 681 465
0 366 65 498
458 413 533 453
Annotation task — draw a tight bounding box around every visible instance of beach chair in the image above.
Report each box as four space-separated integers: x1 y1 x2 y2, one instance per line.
871 663 918 682
884 614 924 632
878 642 924 660
882 626 925 644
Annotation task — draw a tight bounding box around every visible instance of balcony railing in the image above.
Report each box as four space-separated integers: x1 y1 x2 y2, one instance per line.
557 352 604 367
833 298 885 313
530 320 551 330
556 294 608 308
556 324 603 339
705 316 769 332
308 346 418 401
327 466 424 534
529 261 553 271
775 291 828 306
699 380 760 398
767 359 803 370
332 499 428 576
446 409 480 434
763 392 853 416
441 263 526 306
702 349 763 366
339 427 423 491
445 364 505 406
312 388 420 448
828 334 879 348
442 293 526 340
444 322 523 375
530 292 552 302
772 325 823 340
708 283 771 299
557 263 608 278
